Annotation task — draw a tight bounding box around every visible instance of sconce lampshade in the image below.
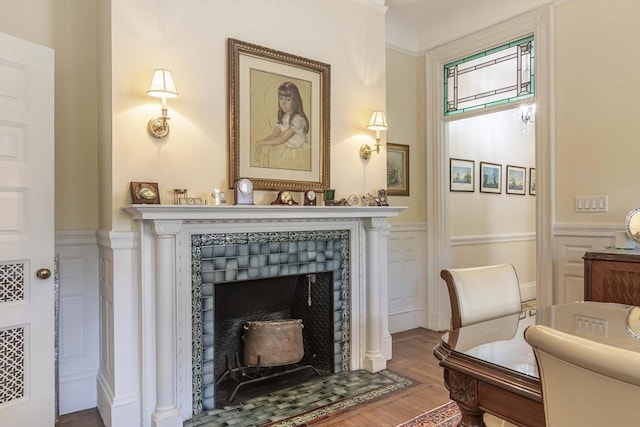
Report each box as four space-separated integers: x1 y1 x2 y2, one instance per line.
147 69 178 99
147 69 178 139
360 110 388 160
367 111 388 131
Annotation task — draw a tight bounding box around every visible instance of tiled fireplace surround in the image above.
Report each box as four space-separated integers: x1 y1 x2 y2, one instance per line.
193 229 348 413
125 205 403 427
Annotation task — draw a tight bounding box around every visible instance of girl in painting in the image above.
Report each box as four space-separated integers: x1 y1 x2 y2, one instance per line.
254 81 311 171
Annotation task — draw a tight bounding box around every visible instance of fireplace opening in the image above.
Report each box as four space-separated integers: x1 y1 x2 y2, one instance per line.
206 272 334 407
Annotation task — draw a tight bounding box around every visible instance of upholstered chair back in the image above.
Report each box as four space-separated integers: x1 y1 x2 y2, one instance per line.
441 263 522 329
524 325 640 426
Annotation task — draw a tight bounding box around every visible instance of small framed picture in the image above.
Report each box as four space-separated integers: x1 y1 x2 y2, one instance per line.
324 189 335 201
529 168 536 195
450 158 474 192
479 162 502 194
387 143 410 196
506 165 526 195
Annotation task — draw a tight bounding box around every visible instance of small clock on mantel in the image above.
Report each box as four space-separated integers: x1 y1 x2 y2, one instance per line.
271 190 298 205
131 182 160 204
234 178 254 205
303 190 317 206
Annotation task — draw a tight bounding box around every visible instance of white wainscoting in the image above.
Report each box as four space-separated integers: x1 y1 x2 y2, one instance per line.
553 223 625 304
57 223 602 415
388 223 427 333
55 230 100 415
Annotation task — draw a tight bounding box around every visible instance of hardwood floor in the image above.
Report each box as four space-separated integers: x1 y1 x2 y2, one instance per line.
55 407 105 427
55 328 449 427
314 328 450 426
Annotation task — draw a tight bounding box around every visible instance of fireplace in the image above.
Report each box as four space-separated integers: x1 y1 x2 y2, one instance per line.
191 231 349 412
124 204 403 426
208 275 331 406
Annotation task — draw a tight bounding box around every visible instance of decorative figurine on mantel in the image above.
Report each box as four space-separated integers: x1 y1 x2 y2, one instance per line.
362 193 376 206
212 188 227 205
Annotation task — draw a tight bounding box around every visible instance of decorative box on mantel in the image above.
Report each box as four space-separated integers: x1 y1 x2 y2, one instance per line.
123 204 405 424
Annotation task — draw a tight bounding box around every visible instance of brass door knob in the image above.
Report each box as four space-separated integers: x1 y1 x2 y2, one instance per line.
36 268 51 280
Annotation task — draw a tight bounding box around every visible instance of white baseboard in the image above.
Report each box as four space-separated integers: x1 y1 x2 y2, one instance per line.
389 308 425 334
58 370 98 415
97 371 141 427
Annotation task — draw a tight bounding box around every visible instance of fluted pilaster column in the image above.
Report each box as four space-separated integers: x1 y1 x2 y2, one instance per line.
363 217 389 372
151 220 183 427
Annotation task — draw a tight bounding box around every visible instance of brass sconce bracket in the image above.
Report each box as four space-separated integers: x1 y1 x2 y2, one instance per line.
147 110 170 139
359 143 380 160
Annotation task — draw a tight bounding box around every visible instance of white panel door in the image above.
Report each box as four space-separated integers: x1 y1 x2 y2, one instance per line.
0 32 55 426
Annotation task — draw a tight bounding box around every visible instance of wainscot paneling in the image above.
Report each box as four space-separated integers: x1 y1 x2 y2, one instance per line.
553 223 624 304
55 230 99 415
388 223 427 333
449 232 537 303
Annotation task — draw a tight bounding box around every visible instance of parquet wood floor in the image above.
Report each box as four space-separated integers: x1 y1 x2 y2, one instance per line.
55 328 449 427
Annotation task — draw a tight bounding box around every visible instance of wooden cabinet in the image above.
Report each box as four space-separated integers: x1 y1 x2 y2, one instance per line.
583 249 640 306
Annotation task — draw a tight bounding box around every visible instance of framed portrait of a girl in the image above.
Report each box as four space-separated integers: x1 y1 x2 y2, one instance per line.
228 38 331 192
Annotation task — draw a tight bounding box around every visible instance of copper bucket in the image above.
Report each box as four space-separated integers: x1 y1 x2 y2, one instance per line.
243 319 304 367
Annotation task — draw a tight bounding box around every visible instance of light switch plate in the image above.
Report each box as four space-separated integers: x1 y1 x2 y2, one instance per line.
575 195 608 213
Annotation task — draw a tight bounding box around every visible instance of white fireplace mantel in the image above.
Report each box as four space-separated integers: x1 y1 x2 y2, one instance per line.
124 204 405 221
124 204 405 426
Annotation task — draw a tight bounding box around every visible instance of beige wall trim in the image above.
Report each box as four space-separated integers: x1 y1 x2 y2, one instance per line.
389 223 427 232
450 232 536 246
554 223 624 238
55 229 98 246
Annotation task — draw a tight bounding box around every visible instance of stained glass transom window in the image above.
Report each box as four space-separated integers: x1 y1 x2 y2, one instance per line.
444 35 534 115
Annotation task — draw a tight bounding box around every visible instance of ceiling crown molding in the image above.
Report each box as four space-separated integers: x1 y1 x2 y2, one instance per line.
357 0 387 13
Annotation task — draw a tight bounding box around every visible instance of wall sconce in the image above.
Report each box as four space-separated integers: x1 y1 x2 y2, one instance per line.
147 69 178 139
360 111 387 160
518 102 536 134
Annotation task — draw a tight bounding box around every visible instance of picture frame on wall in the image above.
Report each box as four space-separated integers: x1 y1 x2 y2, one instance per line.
506 165 526 195
479 162 502 194
386 143 410 196
449 158 474 192
529 168 536 195
227 38 331 192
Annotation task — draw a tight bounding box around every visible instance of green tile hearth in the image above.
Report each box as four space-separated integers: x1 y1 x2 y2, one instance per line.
184 369 413 427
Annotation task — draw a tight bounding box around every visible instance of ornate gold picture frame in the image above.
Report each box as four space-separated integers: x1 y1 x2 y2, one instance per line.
228 38 331 192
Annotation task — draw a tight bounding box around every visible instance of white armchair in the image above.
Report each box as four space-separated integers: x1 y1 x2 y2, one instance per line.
524 324 640 426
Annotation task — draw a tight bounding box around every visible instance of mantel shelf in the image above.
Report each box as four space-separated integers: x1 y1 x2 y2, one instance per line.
123 204 406 221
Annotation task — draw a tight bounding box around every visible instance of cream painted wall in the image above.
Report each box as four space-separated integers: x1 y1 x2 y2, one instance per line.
0 0 54 48
97 0 113 230
53 1 99 230
555 0 640 224
385 48 426 224
108 0 388 230
449 110 536 236
1 0 99 230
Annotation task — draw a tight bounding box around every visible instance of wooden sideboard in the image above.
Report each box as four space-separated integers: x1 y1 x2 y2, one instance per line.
583 248 640 306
